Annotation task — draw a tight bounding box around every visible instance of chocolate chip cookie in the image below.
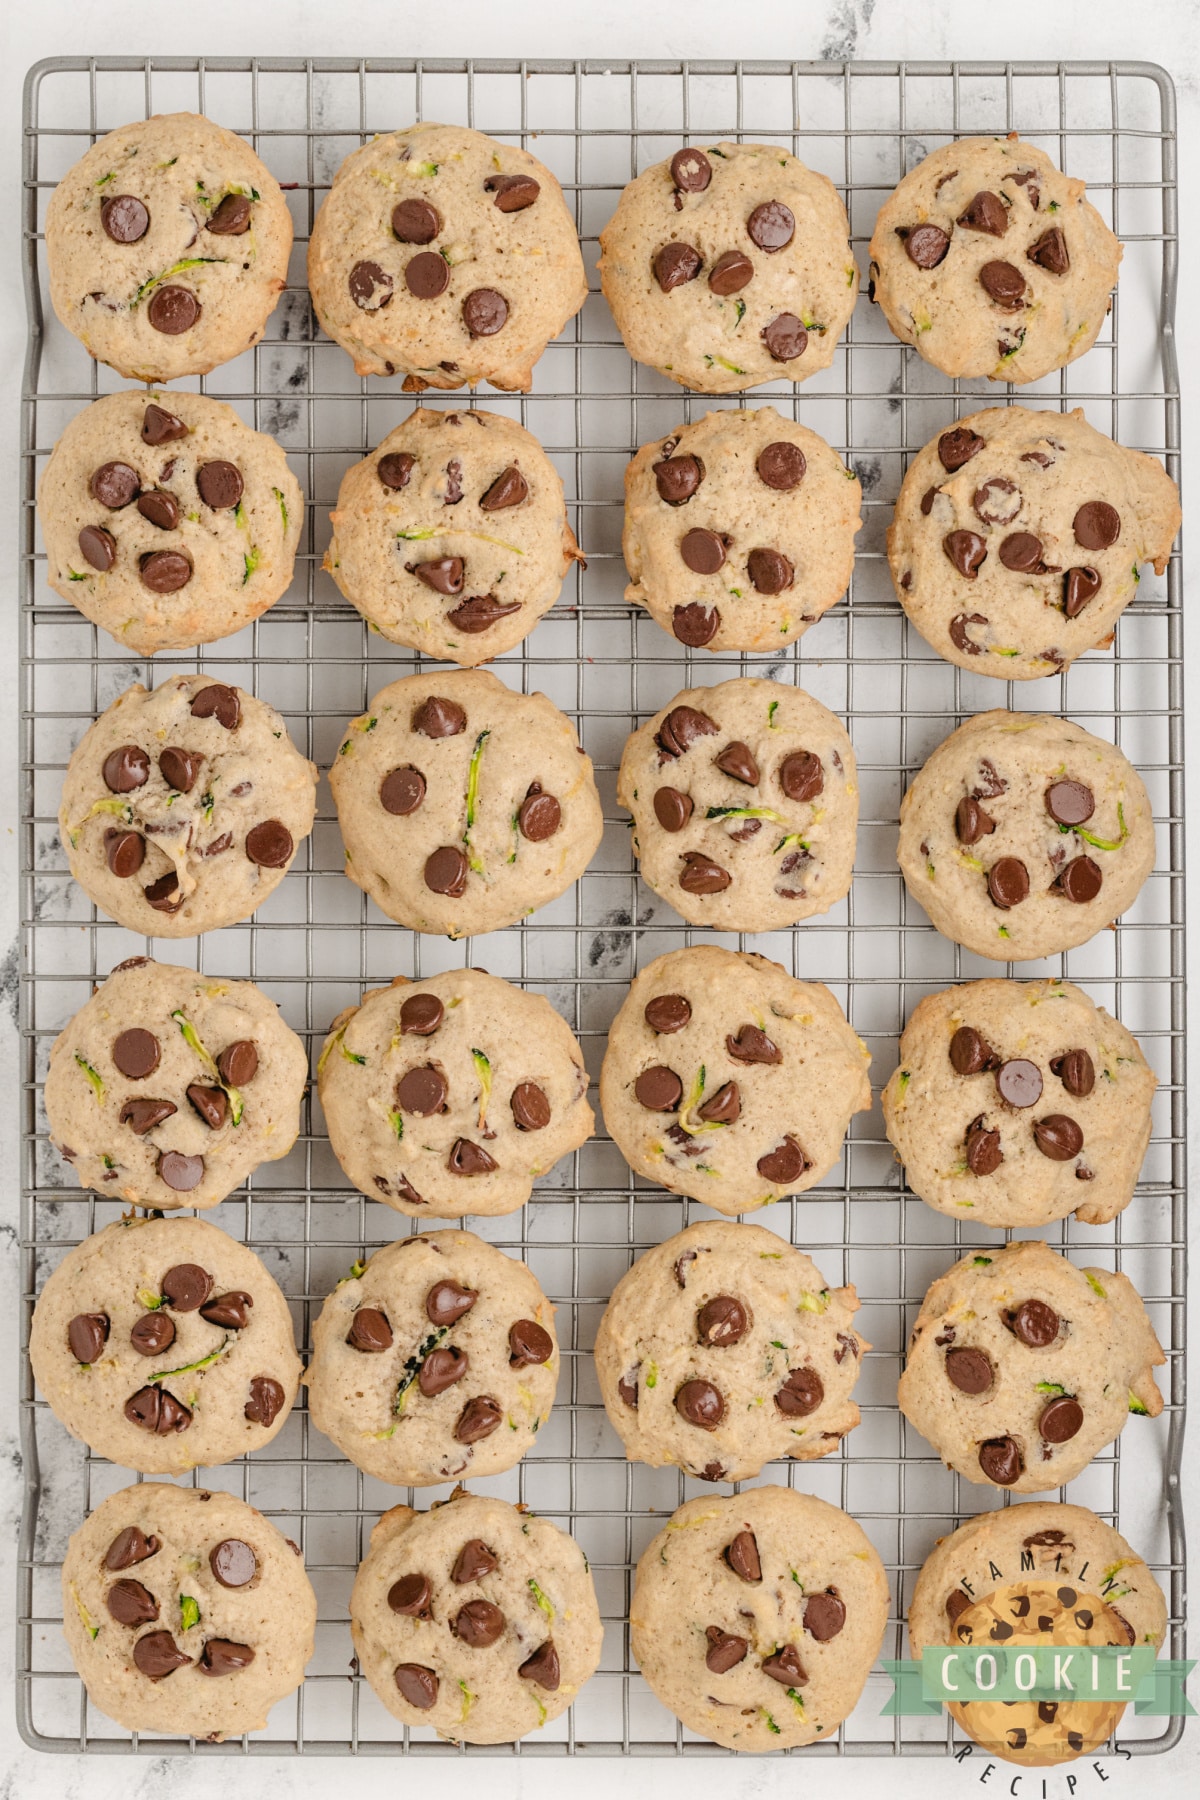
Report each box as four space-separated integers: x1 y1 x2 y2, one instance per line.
882 978 1156 1227
61 1480 315 1738
351 1489 602 1744
897 709 1155 961
308 123 587 389
44 957 308 1211
59 674 318 937
899 1240 1163 1494
617 677 858 931
599 142 858 393
622 406 861 652
329 670 602 936
325 407 583 663
869 134 1122 383
888 406 1180 680
46 112 292 383
631 1486 889 1751
30 1215 301 1473
317 969 593 1219
38 389 304 656
594 1220 867 1483
306 1230 558 1486
909 1503 1167 1766
599 947 870 1212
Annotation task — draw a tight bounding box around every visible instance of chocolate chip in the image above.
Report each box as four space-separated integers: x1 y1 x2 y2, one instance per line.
904 223 950 268
245 819 293 869
708 249 754 295
702 1624 748 1674
949 613 988 654
90 461 140 509
518 1640 560 1689
1064 567 1102 617
104 830 144 878
938 428 986 472
425 1281 478 1328
670 147 712 193
957 191 1009 236
405 250 450 299
675 1378 724 1428
409 556 464 596
711 742 758 787
726 1025 781 1065
672 602 720 645
944 530 987 578
106 1527 160 1571
142 404 187 446
518 785 561 841
451 1598 506 1647
346 1307 393 1353
998 531 1045 572
805 1591 846 1641
511 1082 551 1132
161 1264 212 1312
756 441 806 490
978 1436 1024 1485
401 993 444 1036
996 1058 1043 1108
349 261 393 310
698 1081 740 1124
642 998 691 1042
485 173 540 212
761 313 807 361
775 1367 823 1416
1011 1300 1060 1347
419 1345 470 1399
1033 1114 1084 1160
68 1312 109 1364
133 1631 191 1679
209 1539 257 1589
756 1136 809 1184
424 845 469 897
479 465 529 511
1040 1396 1084 1444
946 1589 972 1625
634 1065 682 1111
1052 1049 1095 1097
1073 501 1121 550
392 198 441 243
955 796 996 845
1045 780 1095 827
396 1065 447 1116
654 454 705 506
113 1028 160 1080
200 1291 252 1330
148 286 200 334
680 527 726 575
778 750 823 803
617 1369 639 1408
679 851 730 895
196 460 243 511
987 857 1029 909
191 683 241 729
1027 226 1070 275
244 1376 285 1426
762 1643 807 1685
1054 856 1102 904
206 193 252 235
509 1318 554 1367
78 525 116 571
979 261 1027 308
218 1040 258 1085
454 1394 502 1442
413 696 466 738
199 1638 255 1676
746 200 794 251
655 241 703 291
380 766 426 816
157 746 200 793
379 451 416 492
387 1573 432 1619
447 593 522 633
120 1098 176 1138
394 1663 439 1708
965 1116 1003 1175
100 192 150 242
130 1311 176 1358
950 1026 996 1075
139 549 192 593
973 478 1021 525
462 289 508 336
696 1295 748 1347
447 1138 498 1176
187 1083 229 1130
946 1346 994 1394
747 547 793 594
724 1529 761 1583
452 1540 498 1585
125 1387 192 1435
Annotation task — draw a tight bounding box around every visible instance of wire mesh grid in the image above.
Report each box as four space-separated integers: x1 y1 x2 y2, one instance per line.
17 57 1184 1758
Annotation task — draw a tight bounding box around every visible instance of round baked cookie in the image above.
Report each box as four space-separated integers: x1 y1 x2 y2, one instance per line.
61 1481 315 1738
308 123 587 389
317 969 593 1219
897 709 1155 962
351 1489 602 1744
599 947 870 1212
325 407 583 663
30 1215 301 1474
631 1487 889 1752
598 142 858 394
38 390 303 657
329 670 602 936
59 674 318 937
622 407 861 653
882 978 1156 1228
595 1221 867 1483
44 958 308 1211
909 1503 1167 1766
899 1240 1163 1494
617 677 858 932
306 1230 557 1485
868 134 1122 384
46 112 292 384
888 407 1180 681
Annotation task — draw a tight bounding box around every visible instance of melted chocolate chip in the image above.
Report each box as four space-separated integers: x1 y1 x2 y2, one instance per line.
392 198 441 243
1040 1396 1084 1443
451 1598 506 1647
1010 1299 1060 1348
244 1376 285 1426
955 795 996 844
705 1625 749 1673
1033 1114 1084 1160
634 1065 682 1111
680 527 726 575
957 191 1009 235
1054 856 1102 904
400 994 444 1038
1051 1049 1095 1098
965 1116 1003 1175
425 1282 478 1329
191 683 241 730
148 287 200 335
775 1367 824 1416
454 1394 502 1442
949 612 988 655
485 173 540 212
396 1065 448 1116
78 524 116 570
407 695 462 740
756 441 806 490
756 1136 809 1185
518 785 561 841
655 241 703 291
245 819 293 868
119 1097 176 1137
380 765 426 816
950 1026 997 1075
378 451 415 490
518 1641 560 1689
1073 501 1121 551
939 428 987 472
946 1346 994 1394
904 223 950 268
725 1530 762 1582
346 1307 393 1354
130 1311 176 1357
697 1081 740 1124
101 194 150 243
218 1040 258 1085
210 1539 257 1588
762 1643 807 1686
1027 226 1070 275
158 746 201 793
447 1139 498 1176
196 461 243 510
1045 780 1095 826
479 465 529 511
996 1058 1043 1108
200 1291 252 1330
747 200 794 250
675 1378 724 1428
978 1436 1024 1485
1064 567 1102 617
944 530 987 577
348 261 393 310
747 546 793 594
68 1312 109 1364
509 1318 554 1366
104 830 144 878
112 1027 160 1080
805 1591 846 1642
106 1527 160 1571
979 261 1027 308
998 531 1045 572
142 404 187 446
199 1638 255 1676
973 478 1021 526
696 1295 748 1347
462 289 508 336
988 857 1030 909
133 1631 191 1679
672 601 720 645
511 1081 551 1132
394 1663 438 1708
726 1025 781 1065
452 1540 498 1585
761 313 807 361
409 555 464 595
124 1386 192 1435
419 1345 469 1396
424 845 469 896
709 249 754 295
389 1573 433 1617
679 851 730 895
670 148 712 193
186 1084 228 1130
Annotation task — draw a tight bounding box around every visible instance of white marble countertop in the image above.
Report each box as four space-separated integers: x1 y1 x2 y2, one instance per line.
1 1 1196 1795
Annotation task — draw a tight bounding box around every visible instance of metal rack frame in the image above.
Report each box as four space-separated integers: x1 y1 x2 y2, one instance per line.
17 57 1185 1758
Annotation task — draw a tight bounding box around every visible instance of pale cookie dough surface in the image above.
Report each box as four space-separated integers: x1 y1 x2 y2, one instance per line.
62 1481 315 1738
44 957 308 1212
325 407 582 664
317 969 593 1218
898 1240 1163 1494
594 1220 867 1482
631 1487 889 1752
909 1503 1166 1767
46 112 292 383
351 1490 602 1744
617 677 858 932
882 978 1156 1228
39 389 302 656
306 1230 557 1485
897 709 1155 962
599 947 870 1213
59 674 318 938
599 142 858 394
308 123 587 389
329 669 602 936
622 407 861 653
31 1215 301 1474
889 407 1179 681
869 135 1121 384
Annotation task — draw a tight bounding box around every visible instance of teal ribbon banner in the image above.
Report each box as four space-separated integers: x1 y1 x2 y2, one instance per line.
882 1648 1196 1716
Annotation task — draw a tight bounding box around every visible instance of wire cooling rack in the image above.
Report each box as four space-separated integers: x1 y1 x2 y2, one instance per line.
17 57 1185 1759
